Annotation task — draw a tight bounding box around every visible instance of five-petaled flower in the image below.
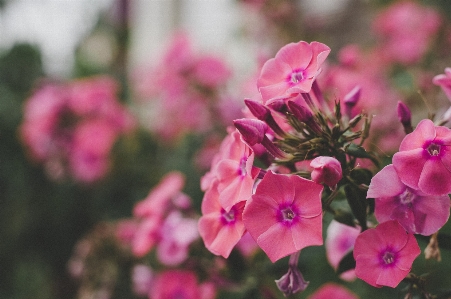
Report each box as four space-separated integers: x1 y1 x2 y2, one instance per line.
243 170 323 262
353 220 420 288
367 164 450 235
392 118 451 195
257 41 330 103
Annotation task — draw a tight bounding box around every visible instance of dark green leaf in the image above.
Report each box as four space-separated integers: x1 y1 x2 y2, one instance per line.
336 250 355 275
437 234 451 250
345 184 368 231
334 209 356 227
345 143 379 167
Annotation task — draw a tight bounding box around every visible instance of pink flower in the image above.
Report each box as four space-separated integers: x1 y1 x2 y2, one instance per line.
325 220 360 281
433 68 451 101
198 180 246 258
353 220 421 288
310 156 343 188
131 264 153 296
150 270 215 299
257 41 330 103
367 164 450 235
131 216 162 257
392 119 451 195
307 283 359 299
243 171 323 262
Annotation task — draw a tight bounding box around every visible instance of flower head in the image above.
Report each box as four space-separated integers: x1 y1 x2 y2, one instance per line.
392 119 451 195
367 164 450 235
257 41 330 103
243 171 323 262
353 220 420 288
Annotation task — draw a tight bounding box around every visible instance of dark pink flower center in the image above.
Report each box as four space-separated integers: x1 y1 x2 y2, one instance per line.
379 249 397 267
424 140 444 158
399 189 415 205
221 207 237 225
277 204 299 225
288 69 306 85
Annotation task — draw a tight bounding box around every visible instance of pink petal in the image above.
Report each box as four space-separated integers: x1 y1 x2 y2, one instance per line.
291 175 323 217
435 126 451 144
376 265 409 288
418 159 451 195
275 41 313 70
395 233 421 270
367 164 405 199
392 148 427 189
374 220 409 252
208 221 245 258
374 197 403 224
399 119 436 151
201 181 221 215
243 194 279 240
257 171 295 205
256 222 296 262
354 254 382 288
310 41 331 67
413 194 450 235
257 59 292 87
259 82 291 103
290 215 323 250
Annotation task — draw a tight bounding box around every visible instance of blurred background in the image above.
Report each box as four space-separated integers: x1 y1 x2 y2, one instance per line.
1 0 451 298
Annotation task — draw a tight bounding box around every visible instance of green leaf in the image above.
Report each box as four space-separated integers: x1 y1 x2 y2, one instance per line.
345 184 368 231
345 143 379 167
334 209 356 227
336 250 356 275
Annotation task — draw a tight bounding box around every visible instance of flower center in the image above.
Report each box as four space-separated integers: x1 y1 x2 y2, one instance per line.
382 251 395 265
290 69 305 84
427 142 441 156
282 208 296 220
399 189 414 205
277 205 299 225
221 208 236 224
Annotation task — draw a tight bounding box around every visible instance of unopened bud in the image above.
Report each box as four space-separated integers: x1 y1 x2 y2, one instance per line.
397 101 413 134
267 98 289 114
344 86 361 119
310 156 343 188
275 266 309 297
287 101 322 134
244 99 270 120
233 118 268 146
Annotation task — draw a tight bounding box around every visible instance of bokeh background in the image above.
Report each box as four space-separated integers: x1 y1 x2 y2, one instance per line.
2 0 451 298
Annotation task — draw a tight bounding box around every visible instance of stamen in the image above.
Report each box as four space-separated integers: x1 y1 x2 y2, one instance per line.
290 70 305 84
427 143 441 156
382 251 395 265
221 208 236 224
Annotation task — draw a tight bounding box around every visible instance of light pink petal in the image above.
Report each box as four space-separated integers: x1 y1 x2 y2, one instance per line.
310 41 331 66
257 171 295 205
413 194 450 235
367 164 405 199
275 41 313 70
208 221 245 258
395 233 421 270
216 159 239 185
256 222 296 262
257 59 292 87
218 175 253 211
354 254 382 288
290 215 323 250
201 181 221 215
418 159 451 195
243 194 279 239
286 78 315 94
399 119 436 151
259 82 291 103
376 266 409 288
291 176 323 217
392 148 427 189
435 126 451 144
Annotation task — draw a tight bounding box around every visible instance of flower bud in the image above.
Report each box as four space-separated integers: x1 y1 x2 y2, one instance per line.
287 101 322 134
344 86 361 119
310 156 343 187
233 118 268 146
244 99 270 120
275 266 309 297
397 101 413 134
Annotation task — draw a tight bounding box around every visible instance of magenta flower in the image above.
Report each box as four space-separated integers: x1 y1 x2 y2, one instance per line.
198 180 246 258
310 156 343 188
433 68 451 101
307 283 359 299
392 119 451 195
367 164 450 235
257 41 330 103
243 171 323 262
353 220 421 288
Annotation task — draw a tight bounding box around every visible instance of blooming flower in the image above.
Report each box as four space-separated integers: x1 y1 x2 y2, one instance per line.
198 180 246 258
392 119 451 195
307 283 359 299
367 164 450 235
243 170 323 262
257 40 330 103
310 156 343 188
353 220 420 288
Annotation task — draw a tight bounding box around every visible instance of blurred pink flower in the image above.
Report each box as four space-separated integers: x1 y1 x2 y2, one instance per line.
367 164 450 235
257 40 330 103
372 1 442 65
198 180 246 258
392 119 451 195
307 283 359 299
243 171 323 262
325 220 360 281
150 270 215 299
131 264 153 296
132 217 162 257
433 68 451 101
192 55 232 88
353 220 420 288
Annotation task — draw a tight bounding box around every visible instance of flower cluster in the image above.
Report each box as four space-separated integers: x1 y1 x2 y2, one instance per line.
198 38 451 297
20 76 135 183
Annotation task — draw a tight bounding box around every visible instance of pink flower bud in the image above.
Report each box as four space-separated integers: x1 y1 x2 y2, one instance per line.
397 101 413 134
233 118 268 146
287 101 321 134
244 99 270 120
310 156 343 187
344 86 361 108
275 266 309 296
